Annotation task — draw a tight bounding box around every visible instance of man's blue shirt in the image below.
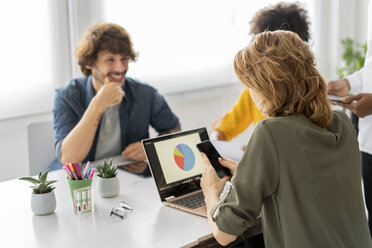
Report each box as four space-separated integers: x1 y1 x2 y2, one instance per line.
53 76 180 162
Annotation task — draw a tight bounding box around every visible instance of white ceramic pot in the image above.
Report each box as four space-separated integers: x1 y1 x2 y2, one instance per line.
31 191 56 215
97 176 120 198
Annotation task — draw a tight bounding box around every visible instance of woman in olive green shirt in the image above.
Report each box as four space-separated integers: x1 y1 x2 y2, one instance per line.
200 31 372 248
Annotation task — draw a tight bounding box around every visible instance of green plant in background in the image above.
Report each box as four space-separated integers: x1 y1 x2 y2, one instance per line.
19 169 57 194
337 38 367 78
96 159 118 178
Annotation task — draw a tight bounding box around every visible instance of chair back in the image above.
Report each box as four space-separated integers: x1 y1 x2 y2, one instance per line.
27 120 55 176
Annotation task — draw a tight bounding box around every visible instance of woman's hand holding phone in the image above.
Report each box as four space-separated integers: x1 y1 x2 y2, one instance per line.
217 156 237 177
197 141 232 178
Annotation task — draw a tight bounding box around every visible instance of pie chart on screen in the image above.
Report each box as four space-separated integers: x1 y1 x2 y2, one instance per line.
173 144 195 171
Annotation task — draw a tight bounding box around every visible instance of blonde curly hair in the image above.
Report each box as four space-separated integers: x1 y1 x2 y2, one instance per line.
234 30 332 128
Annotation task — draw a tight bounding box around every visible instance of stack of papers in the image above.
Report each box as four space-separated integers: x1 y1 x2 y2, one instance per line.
211 140 245 162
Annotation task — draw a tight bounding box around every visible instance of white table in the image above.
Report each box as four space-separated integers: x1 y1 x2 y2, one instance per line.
0 170 213 248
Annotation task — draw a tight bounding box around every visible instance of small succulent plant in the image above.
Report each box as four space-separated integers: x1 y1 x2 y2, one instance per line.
96 159 118 178
19 169 57 194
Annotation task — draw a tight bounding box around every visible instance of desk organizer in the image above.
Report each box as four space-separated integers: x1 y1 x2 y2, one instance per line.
67 178 93 213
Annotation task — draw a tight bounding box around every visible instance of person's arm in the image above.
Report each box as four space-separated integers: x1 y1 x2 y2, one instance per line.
60 80 124 164
201 122 279 245
122 89 180 161
345 69 363 94
200 153 237 246
121 128 181 161
149 89 180 134
212 90 265 141
205 192 237 246
60 97 104 164
327 67 364 97
334 93 372 118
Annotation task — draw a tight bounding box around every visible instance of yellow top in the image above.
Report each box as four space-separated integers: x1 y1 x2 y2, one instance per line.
213 90 266 141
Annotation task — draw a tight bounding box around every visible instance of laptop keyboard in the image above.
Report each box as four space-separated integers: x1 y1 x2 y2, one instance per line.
172 191 205 209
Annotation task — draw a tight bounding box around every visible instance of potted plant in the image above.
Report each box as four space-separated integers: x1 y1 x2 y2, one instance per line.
337 38 367 133
337 38 367 79
19 169 57 215
96 159 120 198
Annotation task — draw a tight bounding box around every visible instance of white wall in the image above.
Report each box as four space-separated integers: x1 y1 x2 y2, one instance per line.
0 84 254 182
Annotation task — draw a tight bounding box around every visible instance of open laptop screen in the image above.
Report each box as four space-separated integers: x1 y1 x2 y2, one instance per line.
142 128 209 201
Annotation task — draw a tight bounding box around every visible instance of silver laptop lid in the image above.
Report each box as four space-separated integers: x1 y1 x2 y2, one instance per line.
142 128 209 202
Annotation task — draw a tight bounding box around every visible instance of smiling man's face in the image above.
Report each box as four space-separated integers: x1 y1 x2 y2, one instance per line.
87 50 129 92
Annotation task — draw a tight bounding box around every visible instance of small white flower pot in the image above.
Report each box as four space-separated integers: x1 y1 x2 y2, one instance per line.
31 191 56 215
97 176 120 198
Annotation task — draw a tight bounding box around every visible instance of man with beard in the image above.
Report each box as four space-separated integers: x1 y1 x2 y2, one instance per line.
53 23 180 166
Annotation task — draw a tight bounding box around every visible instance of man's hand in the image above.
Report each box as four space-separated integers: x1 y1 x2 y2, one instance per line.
95 77 125 109
335 93 372 118
327 78 350 96
122 142 146 161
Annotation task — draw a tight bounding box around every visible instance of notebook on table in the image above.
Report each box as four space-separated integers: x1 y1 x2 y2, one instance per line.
92 155 151 177
142 127 209 217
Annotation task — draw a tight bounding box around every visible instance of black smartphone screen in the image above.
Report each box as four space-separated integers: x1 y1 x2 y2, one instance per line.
196 141 232 178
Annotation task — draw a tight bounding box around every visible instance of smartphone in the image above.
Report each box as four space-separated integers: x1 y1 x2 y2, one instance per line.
196 140 232 178
328 95 344 103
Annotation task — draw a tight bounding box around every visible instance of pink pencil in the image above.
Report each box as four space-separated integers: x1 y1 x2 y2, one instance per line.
63 165 72 179
88 169 95 179
72 163 82 179
64 163 72 175
83 161 90 178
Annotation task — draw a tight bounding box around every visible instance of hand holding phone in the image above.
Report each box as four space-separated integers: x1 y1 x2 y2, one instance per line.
328 94 356 105
196 141 232 178
328 95 344 103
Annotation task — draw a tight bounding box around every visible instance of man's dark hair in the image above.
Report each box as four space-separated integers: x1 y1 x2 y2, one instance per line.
250 2 310 42
75 22 137 77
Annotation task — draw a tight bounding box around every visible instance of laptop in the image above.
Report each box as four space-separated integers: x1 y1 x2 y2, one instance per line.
142 127 209 217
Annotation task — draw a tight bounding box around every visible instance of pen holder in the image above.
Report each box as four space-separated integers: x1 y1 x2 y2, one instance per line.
67 178 93 213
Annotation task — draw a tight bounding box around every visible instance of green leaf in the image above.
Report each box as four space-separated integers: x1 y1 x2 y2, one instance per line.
37 183 50 194
337 38 367 79
19 177 39 185
19 169 56 194
39 169 50 183
96 159 118 178
45 180 58 187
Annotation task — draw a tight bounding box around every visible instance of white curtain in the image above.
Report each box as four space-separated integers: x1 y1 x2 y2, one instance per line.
313 0 369 81
0 0 72 120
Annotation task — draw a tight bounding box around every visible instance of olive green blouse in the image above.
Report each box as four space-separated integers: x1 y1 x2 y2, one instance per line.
212 111 372 248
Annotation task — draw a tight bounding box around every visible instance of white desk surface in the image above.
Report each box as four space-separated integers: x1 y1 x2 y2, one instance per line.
0 170 212 248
